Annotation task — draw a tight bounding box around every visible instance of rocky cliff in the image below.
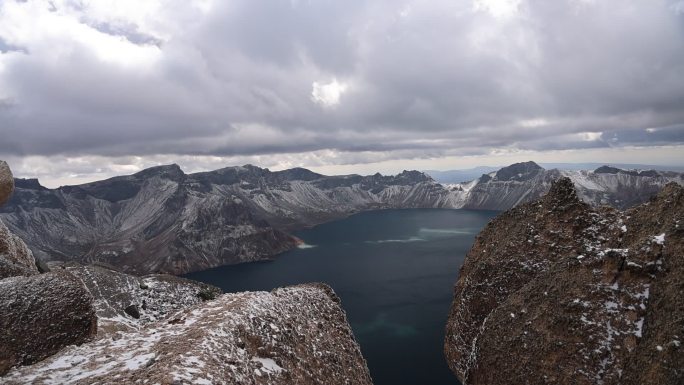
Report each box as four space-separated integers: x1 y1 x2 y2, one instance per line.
4 284 373 385
1 165 446 274
444 178 683 385
2 162 681 275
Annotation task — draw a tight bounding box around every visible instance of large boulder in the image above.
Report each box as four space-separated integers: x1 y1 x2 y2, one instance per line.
445 178 683 385
4 284 373 385
0 270 97 375
0 160 13 207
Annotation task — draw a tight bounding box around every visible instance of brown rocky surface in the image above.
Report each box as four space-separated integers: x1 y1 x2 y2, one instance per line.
3 283 373 385
0 270 97 375
0 160 13 207
445 178 683 385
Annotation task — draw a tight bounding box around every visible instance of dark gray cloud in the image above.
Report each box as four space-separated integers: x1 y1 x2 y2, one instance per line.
1 0 683 175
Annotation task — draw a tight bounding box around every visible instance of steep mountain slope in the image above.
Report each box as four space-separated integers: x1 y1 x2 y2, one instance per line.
0 165 446 274
445 178 683 385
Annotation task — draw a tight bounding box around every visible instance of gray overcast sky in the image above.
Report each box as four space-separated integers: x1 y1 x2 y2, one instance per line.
1 0 684 187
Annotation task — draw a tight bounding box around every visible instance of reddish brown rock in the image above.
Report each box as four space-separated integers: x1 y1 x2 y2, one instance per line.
445 178 683 385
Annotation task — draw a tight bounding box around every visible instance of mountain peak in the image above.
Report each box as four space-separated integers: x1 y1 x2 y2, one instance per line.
13 178 46 190
134 164 185 180
493 161 543 181
273 167 323 181
397 170 433 183
541 177 581 208
594 165 660 178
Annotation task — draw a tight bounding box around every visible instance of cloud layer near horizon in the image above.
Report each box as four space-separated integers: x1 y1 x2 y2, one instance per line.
1 0 683 184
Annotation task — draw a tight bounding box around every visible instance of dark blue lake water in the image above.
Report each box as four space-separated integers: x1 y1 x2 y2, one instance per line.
185 208 498 385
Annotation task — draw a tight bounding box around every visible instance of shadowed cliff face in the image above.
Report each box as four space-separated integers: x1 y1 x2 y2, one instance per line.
445 178 684 385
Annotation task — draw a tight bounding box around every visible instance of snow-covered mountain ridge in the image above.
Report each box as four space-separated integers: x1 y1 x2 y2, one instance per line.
446 161 684 210
1 161 681 274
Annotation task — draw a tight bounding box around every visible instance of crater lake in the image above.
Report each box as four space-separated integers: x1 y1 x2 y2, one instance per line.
185 208 498 385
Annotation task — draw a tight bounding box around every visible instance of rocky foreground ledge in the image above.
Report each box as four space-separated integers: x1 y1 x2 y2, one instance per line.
445 178 683 385
0 161 372 384
4 284 372 385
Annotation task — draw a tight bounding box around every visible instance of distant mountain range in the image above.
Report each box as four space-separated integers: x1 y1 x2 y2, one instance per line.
425 163 684 184
445 161 684 210
1 161 682 274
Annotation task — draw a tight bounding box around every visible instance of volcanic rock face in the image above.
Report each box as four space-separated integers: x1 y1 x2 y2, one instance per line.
445 178 684 385
0 270 97 375
4 284 373 385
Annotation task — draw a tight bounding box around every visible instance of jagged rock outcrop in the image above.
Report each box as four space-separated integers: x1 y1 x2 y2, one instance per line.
4 283 373 385
0 270 97 375
445 178 683 385
64 264 222 335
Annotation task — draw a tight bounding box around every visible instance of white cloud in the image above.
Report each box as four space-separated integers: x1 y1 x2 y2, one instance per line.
1 0 684 181
311 79 348 107
579 132 603 141
0 0 162 68
473 0 521 19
